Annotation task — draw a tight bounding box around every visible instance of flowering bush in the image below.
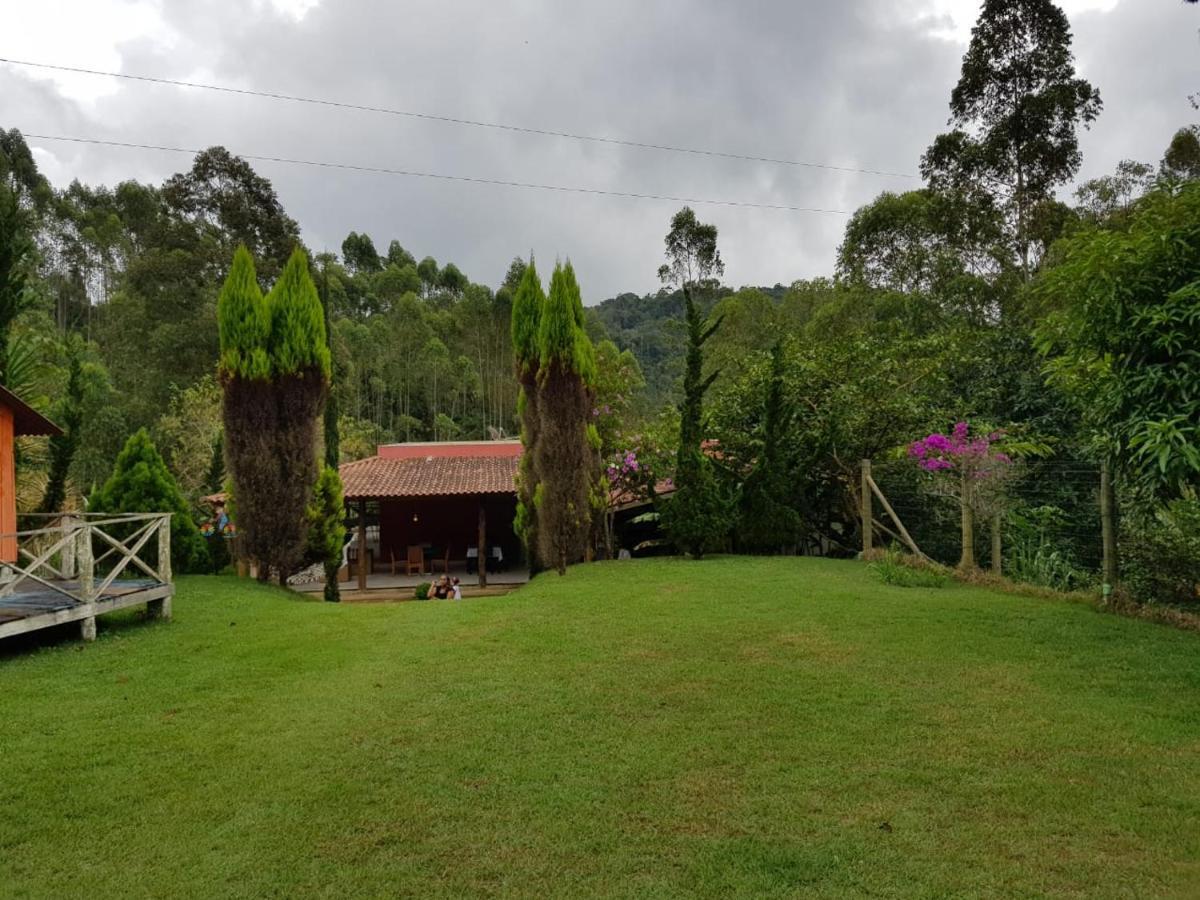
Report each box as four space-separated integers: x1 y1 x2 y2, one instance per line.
909 421 1012 474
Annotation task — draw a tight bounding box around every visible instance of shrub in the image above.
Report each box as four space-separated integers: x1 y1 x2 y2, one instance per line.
660 452 734 558
414 581 431 600
869 548 950 589
1121 499 1200 607
1004 505 1091 592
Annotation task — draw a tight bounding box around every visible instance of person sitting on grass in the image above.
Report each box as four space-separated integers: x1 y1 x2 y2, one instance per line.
431 575 451 600
452 577 462 601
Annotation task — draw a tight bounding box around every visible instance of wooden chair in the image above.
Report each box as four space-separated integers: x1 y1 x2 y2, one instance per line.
429 546 450 575
405 545 424 575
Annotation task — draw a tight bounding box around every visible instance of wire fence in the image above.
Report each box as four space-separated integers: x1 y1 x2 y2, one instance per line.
870 459 1105 591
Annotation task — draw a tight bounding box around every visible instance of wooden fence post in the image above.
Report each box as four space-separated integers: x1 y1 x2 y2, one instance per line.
78 522 95 641
149 514 172 620
959 471 976 570
1100 460 1118 599
860 460 873 555
60 514 77 579
991 515 1002 575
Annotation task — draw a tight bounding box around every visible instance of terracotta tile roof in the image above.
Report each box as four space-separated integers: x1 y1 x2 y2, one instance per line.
340 452 520 499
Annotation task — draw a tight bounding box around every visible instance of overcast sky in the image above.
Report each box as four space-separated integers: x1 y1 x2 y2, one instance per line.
1 0 1197 300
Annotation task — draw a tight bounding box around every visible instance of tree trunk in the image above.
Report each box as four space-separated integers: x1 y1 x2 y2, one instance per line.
959 471 976 570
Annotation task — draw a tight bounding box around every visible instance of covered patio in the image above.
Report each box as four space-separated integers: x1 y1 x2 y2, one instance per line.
338 440 526 591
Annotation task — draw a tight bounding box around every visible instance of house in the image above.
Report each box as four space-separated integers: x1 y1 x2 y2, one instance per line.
0 385 62 563
340 440 523 589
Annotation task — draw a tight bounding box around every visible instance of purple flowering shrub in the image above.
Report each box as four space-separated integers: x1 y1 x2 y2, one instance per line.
909 421 1013 473
909 421 1016 520
606 447 666 503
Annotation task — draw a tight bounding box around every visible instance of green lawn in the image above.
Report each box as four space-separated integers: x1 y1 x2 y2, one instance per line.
2 558 1199 898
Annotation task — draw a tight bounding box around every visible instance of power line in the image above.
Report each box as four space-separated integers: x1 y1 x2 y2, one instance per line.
1 57 917 181
23 133 855 214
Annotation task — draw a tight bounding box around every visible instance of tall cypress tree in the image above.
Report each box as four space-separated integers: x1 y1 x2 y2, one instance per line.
219 245 330 584
511 257 545 571
320 261 340 469
534 261 596 574
738 341 801 553
218 246 275 579
656 207 731 558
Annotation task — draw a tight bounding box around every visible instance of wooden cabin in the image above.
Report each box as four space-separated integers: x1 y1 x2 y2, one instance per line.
0 387 176 645
0 385 63 562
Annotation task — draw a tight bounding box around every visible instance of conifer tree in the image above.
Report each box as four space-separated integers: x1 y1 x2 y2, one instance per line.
656 207 732 558
307 465 345 603
511 257 545 571
738 341 801 553
89 428 205 573
534 261 596 574
219 245 330 584
319 261 340 469
219 246 276 580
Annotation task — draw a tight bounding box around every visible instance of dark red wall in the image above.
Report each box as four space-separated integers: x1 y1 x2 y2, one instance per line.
377 494 518 565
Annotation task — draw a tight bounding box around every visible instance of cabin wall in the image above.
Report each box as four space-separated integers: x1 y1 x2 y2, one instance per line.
0 405 15 563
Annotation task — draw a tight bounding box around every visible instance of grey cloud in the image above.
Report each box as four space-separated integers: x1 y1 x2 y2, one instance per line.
1 0 1192 300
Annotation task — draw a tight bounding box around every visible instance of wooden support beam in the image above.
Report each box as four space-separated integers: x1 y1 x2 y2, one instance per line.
79 523 95 642
860 460 873 555
1100 460 1118 597
866 474 928 562
357 498 368 592
148 514 173 620
60 514 77 579
477 501 487 588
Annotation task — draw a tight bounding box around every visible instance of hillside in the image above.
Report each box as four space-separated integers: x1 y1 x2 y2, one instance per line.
3 559 1199 898
589 284 790 405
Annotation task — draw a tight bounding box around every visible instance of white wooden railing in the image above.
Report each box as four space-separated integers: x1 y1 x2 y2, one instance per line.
1 512 173 604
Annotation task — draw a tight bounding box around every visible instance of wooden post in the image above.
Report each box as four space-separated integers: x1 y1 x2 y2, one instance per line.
959 471 976 570
60 514 77 579
990 514 1002 575
477 501 487 588
356 498 368 592
860 460 873 555
1100 460 1118 598
78 522 95 641
149 514 172 620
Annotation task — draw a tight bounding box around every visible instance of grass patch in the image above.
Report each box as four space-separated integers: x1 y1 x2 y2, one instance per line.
3 558 1200 897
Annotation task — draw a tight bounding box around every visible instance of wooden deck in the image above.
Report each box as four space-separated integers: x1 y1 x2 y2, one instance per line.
0 513 175 643
0 578 173 641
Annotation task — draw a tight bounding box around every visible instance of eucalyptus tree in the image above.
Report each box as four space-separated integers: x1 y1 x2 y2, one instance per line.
921 0 1101 279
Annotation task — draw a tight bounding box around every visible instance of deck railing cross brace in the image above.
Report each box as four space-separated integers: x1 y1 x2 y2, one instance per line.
93 519 162 597
0 529 79 600
92 518 166 584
